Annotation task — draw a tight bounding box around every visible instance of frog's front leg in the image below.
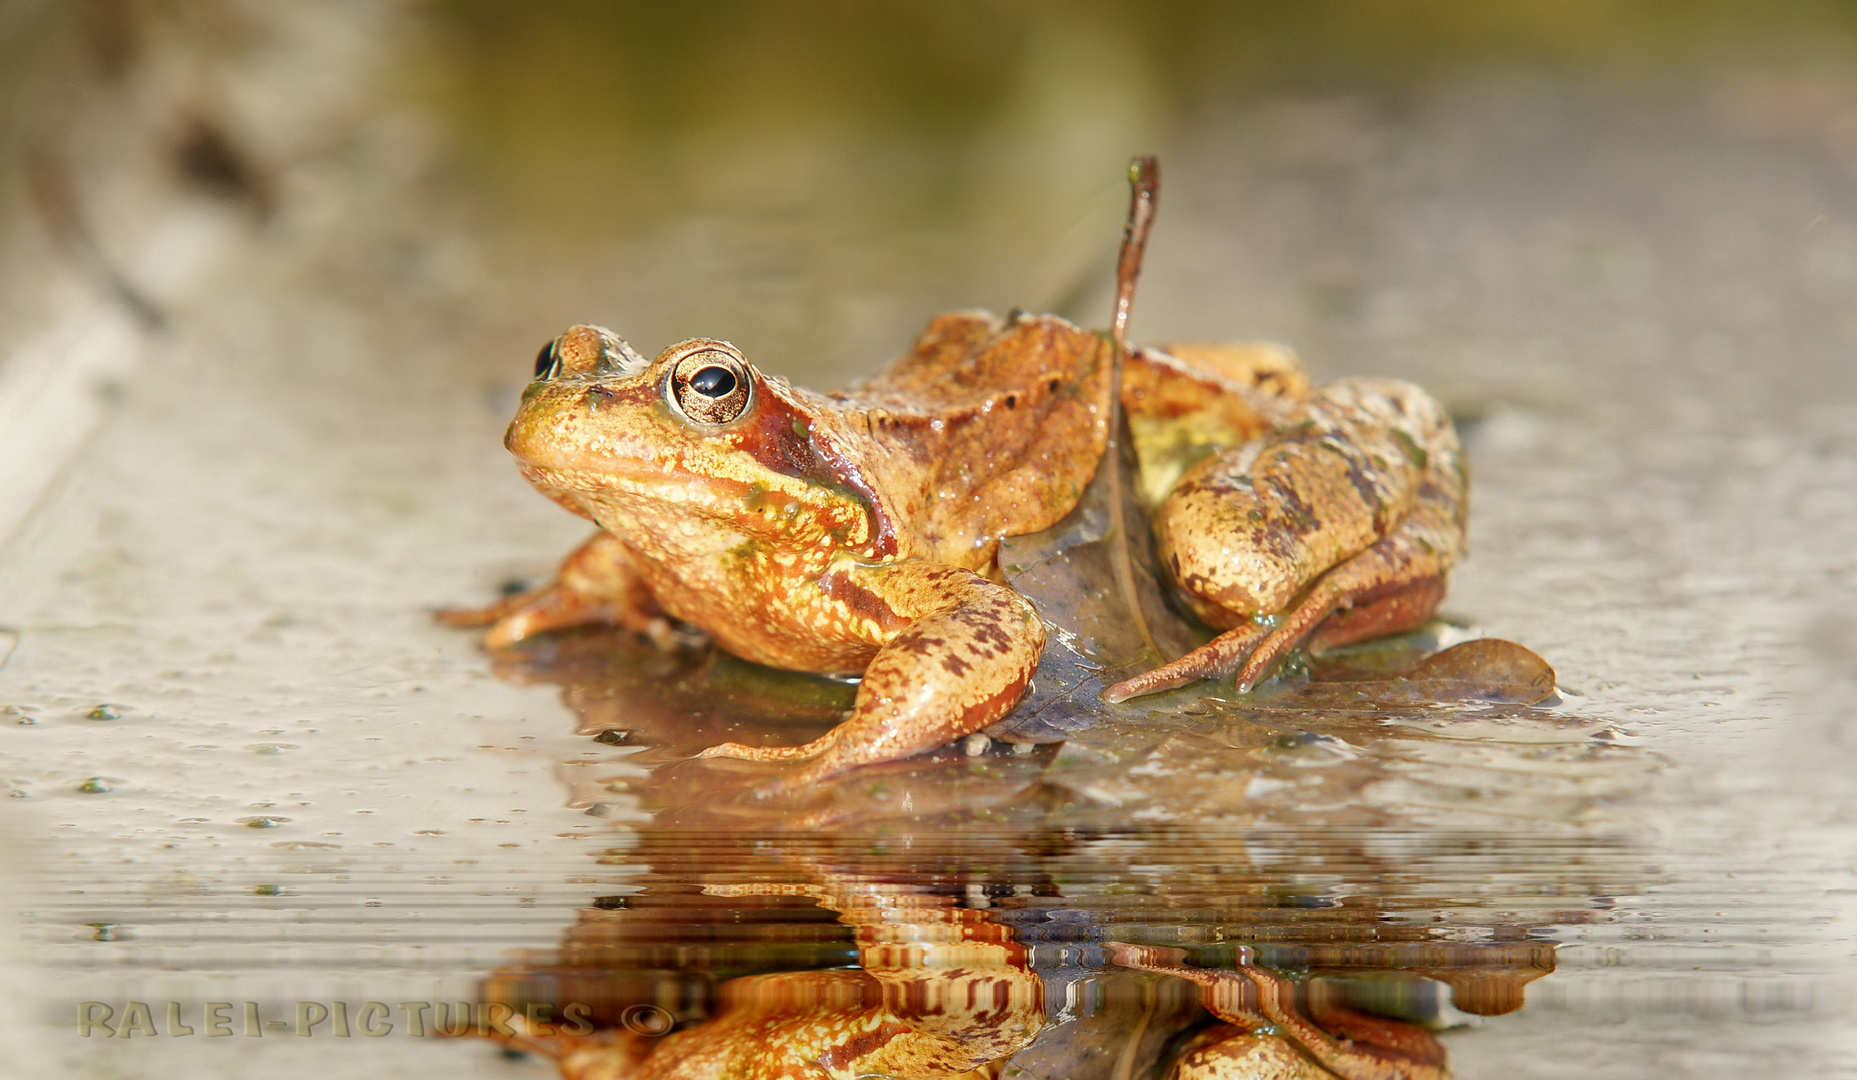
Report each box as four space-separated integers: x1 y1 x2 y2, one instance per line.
435 530 690 650
700 563 1045 789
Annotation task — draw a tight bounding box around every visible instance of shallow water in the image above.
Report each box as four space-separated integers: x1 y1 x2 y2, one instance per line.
2 3 1855 1077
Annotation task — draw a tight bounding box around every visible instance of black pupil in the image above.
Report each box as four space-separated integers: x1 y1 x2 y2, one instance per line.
533 341 557 378
689 365 737 398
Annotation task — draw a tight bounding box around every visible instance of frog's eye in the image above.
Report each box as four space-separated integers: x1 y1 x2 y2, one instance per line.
670 350 753 425
533 339 560 380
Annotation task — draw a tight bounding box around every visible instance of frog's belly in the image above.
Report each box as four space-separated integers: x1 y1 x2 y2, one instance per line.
649 574 883 676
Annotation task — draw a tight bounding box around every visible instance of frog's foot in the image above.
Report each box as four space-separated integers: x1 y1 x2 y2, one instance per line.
698 565 1045 792
434 530 690 651
1101 623 1270 703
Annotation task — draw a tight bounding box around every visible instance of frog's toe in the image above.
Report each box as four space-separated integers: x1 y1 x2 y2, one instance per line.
478 586 602 649
433 584 599 647
440 582 691 652
432 592 529 629
697 739 827 763
1102 623 1270 702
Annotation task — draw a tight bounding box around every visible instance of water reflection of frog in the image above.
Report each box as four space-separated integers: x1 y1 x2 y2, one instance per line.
1110 944 1452 1080
493 878 1043 1079
443 160 1465 785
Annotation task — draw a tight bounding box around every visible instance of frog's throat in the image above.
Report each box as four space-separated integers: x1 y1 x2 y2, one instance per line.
517 462 883 554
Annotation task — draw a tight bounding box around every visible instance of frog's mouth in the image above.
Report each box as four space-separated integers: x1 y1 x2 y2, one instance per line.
515 460 756 509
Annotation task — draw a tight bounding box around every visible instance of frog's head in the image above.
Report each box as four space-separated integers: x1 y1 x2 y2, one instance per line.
507 325 894 558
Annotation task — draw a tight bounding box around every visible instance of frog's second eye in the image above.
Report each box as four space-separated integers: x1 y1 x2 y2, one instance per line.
533 340 560 379
670 351 752 425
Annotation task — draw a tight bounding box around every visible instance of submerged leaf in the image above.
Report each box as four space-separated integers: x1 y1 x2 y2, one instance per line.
991 415 1208 741
1285 637 1558 709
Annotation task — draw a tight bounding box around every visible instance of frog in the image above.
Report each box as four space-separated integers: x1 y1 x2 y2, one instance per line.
1107 943 1453 1080
441 158 1466 786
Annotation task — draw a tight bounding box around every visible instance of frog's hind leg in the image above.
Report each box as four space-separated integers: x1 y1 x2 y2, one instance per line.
1105 495 1457 702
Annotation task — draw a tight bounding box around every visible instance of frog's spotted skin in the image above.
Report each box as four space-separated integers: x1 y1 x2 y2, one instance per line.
1107 943 1453 1080
442 164 1470 784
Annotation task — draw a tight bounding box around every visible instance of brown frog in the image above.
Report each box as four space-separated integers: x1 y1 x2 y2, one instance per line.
442 159 1465 786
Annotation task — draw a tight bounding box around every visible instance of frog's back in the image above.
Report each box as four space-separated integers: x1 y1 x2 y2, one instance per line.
831 310 1113 564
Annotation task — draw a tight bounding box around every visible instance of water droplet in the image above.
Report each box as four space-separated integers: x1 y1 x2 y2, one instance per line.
76 778 115 794
253 884 286 896
86 705 121 721
593 729 632 746
87 923 129 942
236 815 289 828
243 743 298 754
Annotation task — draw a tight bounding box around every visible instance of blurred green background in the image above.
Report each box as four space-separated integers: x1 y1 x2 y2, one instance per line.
390 0 1857 382
7 0 1857 387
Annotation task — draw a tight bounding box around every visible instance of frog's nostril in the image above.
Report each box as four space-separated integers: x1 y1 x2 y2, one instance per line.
534 340 561 380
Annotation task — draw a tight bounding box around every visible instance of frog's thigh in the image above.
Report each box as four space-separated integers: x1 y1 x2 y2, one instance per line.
435 530 675 649
699 566 1044 787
